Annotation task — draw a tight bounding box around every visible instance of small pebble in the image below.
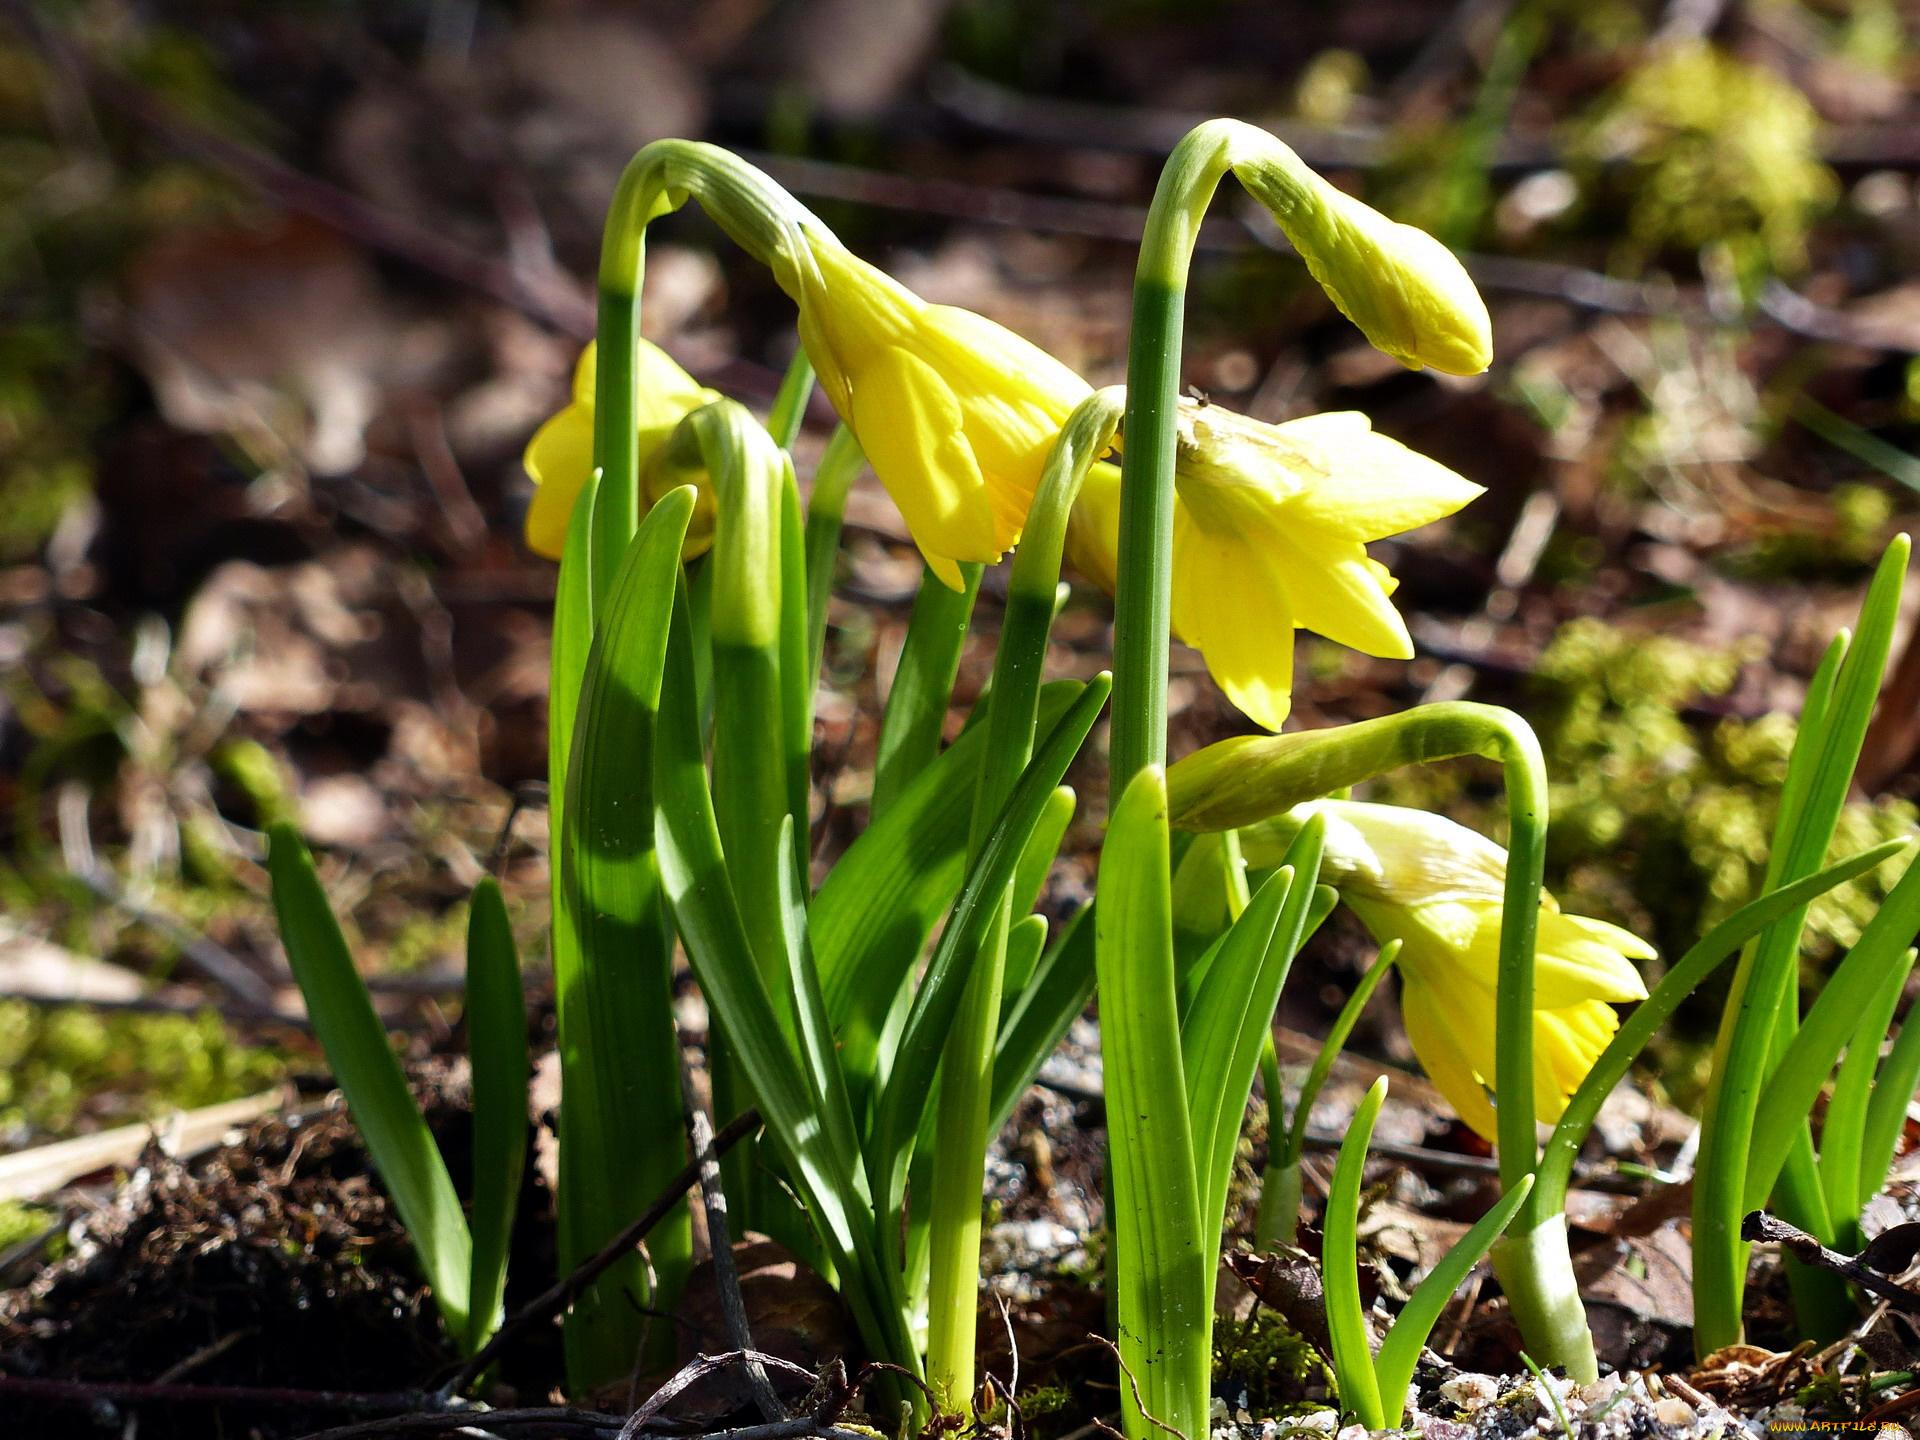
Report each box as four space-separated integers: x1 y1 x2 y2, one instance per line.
1651 1398 1694 1426
1439 1374 1502 1412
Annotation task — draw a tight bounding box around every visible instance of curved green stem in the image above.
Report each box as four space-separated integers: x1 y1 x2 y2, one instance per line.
591 140 829 612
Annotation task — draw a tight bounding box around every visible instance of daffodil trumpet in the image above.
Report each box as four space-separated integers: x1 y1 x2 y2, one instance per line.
922 389 1125 1414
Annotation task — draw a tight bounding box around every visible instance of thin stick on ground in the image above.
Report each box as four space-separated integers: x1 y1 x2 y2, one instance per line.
439 1108 763 1397
616 1351 819 1440
1742 1211 1920 1317
678 1057 785 1423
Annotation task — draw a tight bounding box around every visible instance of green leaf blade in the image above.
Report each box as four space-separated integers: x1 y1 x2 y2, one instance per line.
269 824 472 1346
465 876 528 1355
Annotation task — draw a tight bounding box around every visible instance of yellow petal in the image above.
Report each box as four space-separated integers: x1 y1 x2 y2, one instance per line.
925 551 967 591
1273 412 1485 542
1510 910 1653 1007
633 340 719 430
1400 973 1500 1140
1170 506 1296 730
1268 527 1413 659
849 346 1002 568
523 403 595 559
1063 460 1123 595
1534 1001 1620 1122
1315 803 1510 906
914 304 1091 420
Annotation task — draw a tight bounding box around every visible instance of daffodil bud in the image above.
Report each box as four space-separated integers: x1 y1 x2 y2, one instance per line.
1213 120 1492 375
1248 800 1652 1139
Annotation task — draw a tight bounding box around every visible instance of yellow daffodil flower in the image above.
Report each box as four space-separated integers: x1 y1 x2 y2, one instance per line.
521 339 720 559
790 239 1092 589
1245 800 1652 1140
1064 402 1483 731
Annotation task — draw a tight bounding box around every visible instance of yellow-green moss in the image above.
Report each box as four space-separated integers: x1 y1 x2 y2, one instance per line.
0 1001 283 1147
1214 1307 1324 1419
1575 40 1836 276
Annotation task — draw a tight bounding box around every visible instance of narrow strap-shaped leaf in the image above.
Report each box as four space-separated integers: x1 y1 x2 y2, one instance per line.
1823 946 1914 1247
1097 765 1212 1440
1280 936 1401 1172
766 345 815 451
654 575 917 1373
1535 839 1909 1216
544 466 595 1314
1172 829 1249 982
990 903 1095 1137
1000 911 1051 1003
1185 815 1328 1258
699 402 797 1007
869 562 981 821
1862 970 1920 1201
1012 785 1076 922
776 816 864 1181
1747 846 1920 1210
465 877 528 1354
813 681 1085 1102
865 674 1113 1243
1372 1174 1534 1424
779 462 813 856
1761 539 1908 1047
548 468 598 859
1324 1077 1388 1430
1179 869 1291 1210
558 484 699 1381
270 825 472 1345
1694 537 1908 1352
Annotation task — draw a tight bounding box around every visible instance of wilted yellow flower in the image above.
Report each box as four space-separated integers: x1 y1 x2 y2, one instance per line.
1246 800 1652 1140
1065 403 1482 731
791 240 1091 589
521 339 719 559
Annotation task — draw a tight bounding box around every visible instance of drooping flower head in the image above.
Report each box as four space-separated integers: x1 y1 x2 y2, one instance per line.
1243 800 1653 1140
1065 403 1483 731
789 240 1091 589
521 339 720 559
526 137 1095 586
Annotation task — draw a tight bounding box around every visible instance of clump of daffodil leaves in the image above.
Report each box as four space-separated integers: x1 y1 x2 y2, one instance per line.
265 120 1920 1436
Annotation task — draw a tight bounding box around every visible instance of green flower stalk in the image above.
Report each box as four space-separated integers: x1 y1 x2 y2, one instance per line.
1102 120 1491 1440
1110 117 1491 793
